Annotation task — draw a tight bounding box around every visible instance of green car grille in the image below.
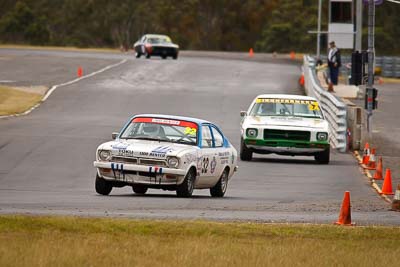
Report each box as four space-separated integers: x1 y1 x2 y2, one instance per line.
263 129 310 141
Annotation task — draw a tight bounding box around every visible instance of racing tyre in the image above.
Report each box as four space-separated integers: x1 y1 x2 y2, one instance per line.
95 174 112 195
172 54 178 60
132 185 148 194
240 138 253 161
314 147 330 164
145 53 151 59
135 52 141 58
176 169 195 197
210 169 228 197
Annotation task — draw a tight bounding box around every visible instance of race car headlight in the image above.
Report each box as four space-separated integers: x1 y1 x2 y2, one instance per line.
98 150 112 161
246 128 258 138
167 157 179 168
317 132 328 141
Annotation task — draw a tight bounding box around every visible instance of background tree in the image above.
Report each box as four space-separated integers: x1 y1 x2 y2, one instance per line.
0 0 398 55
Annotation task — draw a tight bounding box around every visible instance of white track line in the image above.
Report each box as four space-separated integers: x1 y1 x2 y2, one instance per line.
0 59 127 119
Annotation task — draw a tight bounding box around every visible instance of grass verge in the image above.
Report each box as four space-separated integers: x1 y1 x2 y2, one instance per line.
1 215 399 267
0 86 42 116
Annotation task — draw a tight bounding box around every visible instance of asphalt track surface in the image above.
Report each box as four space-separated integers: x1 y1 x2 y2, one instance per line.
0 49 399 225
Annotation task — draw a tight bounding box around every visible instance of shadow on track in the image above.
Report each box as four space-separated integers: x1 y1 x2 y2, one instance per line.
97 193 243 200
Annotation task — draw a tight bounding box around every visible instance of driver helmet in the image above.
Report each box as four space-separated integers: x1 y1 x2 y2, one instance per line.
143 124 161 136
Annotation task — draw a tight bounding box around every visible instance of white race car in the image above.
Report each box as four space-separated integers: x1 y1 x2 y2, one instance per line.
240 94 330 164
94 114 238 197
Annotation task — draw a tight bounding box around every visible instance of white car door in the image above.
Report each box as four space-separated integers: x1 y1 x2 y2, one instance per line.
209 125 227 181
196 124 217 187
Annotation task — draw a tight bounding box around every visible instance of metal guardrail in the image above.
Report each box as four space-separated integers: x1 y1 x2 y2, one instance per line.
303 55 347 152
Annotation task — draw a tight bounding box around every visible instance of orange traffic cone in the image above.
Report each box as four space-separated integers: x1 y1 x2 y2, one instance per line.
290 51 295 60
249 48 254 57
335 191 354 226
299 74 305 86
392 184 400 211
381 169 394 195
77 66 83 77
364 148 376 170
373 157 383 180
361 142 370 165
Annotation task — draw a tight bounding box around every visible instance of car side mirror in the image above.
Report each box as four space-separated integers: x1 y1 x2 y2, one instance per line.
111 132 119 140
240 111 247 117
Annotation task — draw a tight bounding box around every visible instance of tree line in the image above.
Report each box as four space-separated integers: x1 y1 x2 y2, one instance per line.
0 0 399 54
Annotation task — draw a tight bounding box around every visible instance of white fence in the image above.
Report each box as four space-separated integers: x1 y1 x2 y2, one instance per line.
303 55 347 152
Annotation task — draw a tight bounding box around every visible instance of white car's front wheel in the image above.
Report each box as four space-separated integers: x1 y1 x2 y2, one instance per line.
176 169 195 198
95 174 112 195
210 169 228 197
132 185 148 195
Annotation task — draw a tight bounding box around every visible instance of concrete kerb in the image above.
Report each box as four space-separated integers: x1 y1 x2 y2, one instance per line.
0 59 127 120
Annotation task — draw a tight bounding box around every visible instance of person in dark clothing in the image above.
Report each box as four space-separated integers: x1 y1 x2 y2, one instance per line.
327 41 341 88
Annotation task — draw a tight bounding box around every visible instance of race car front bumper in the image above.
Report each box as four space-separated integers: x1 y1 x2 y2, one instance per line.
244 139 329 155
94 161 187 185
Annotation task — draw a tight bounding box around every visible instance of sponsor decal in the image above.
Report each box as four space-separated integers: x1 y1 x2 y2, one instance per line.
218 152 230 157
132 117 198 129
184 153 197 164
152 118 180 125
210 157 217 174
116 149 135 157
256 98 319 107
219 151 231 165
197 156 203 172
149 146 174 158
220 159 229 164
112 143 129 150
201 157 209 174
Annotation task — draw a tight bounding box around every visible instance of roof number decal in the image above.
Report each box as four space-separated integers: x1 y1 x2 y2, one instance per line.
308 102 320 111
184 127 197 135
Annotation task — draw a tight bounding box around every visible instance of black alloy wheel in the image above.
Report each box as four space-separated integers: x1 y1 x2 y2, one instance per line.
176 169 195 197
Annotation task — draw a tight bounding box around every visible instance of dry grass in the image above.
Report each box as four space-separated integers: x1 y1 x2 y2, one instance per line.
0 86 42 116
0 216 399 267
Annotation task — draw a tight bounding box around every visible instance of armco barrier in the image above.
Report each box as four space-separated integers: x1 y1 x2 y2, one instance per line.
303 55 347 152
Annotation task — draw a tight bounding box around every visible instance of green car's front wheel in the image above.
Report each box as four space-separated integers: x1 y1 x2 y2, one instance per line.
240 137 253 161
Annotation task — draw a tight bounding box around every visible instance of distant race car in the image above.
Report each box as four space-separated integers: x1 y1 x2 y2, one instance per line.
94 114 238 197
133 34 179 59
240 94 330 164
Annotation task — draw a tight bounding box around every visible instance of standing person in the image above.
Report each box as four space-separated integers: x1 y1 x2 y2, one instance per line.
327 41 341 91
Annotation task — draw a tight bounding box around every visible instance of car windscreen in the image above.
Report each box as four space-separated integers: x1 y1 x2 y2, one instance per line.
147 37 171 44
249 98 323 119
120 117 198 145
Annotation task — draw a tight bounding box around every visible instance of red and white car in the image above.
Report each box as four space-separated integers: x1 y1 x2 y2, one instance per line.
94 114 238 197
